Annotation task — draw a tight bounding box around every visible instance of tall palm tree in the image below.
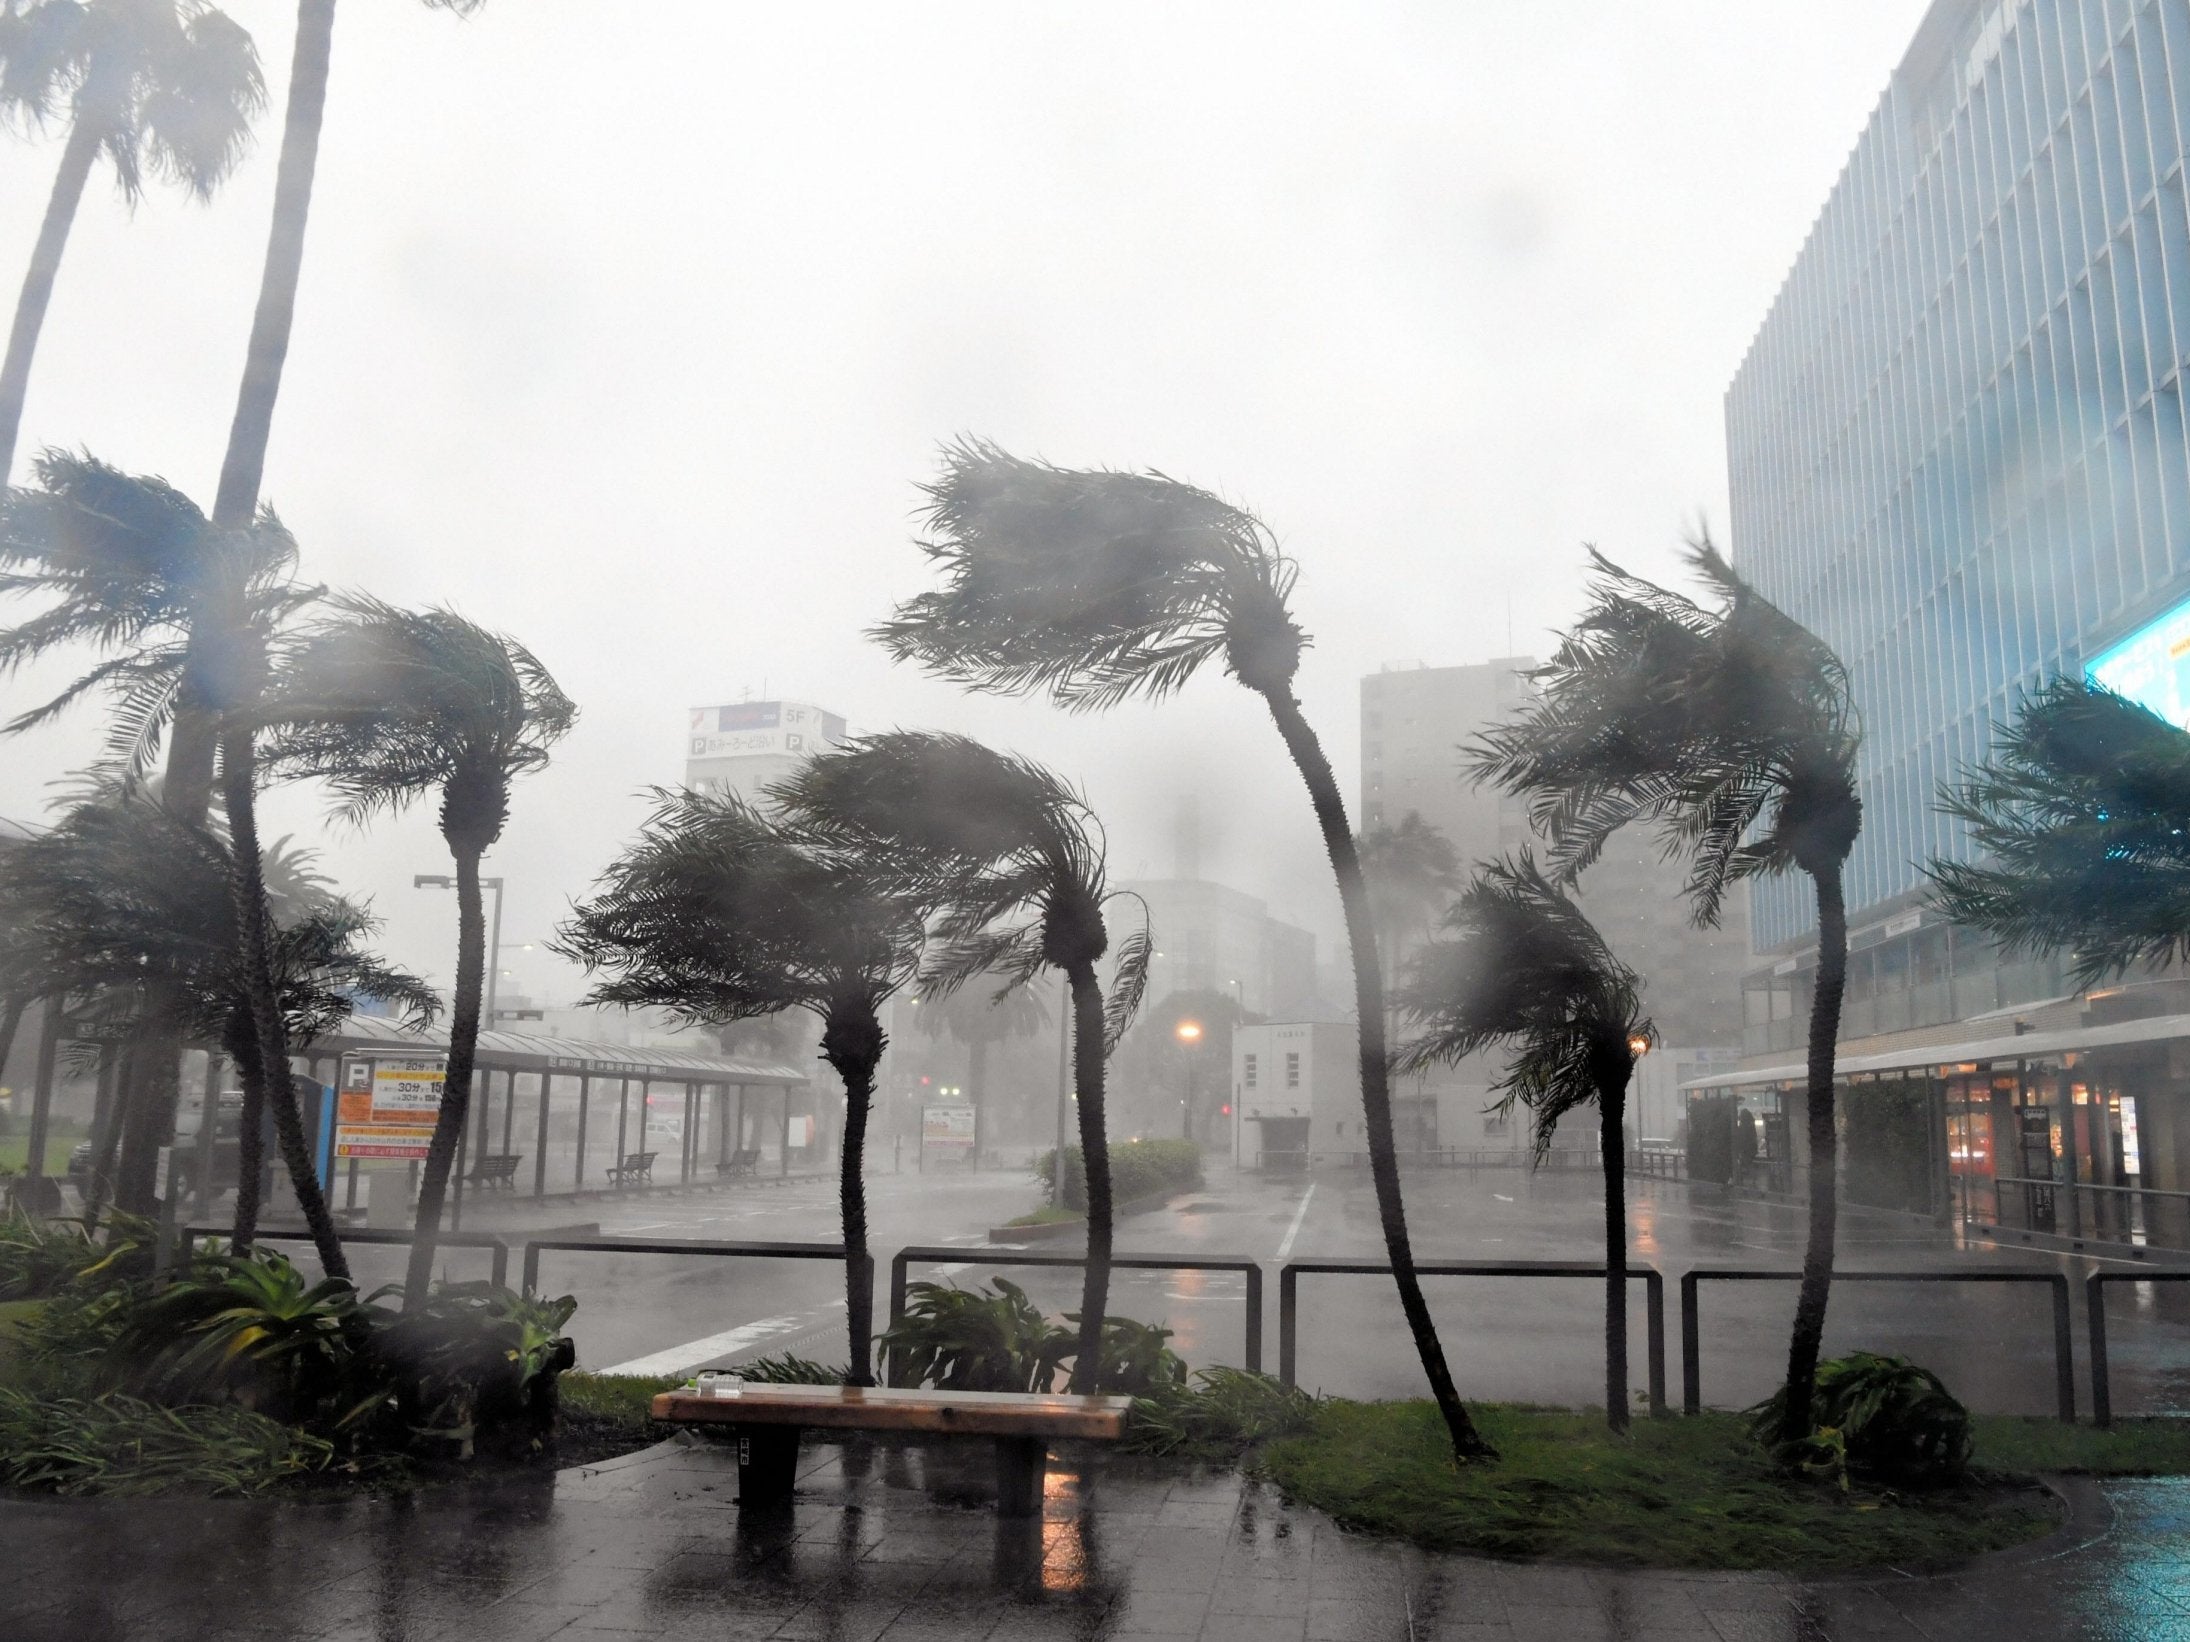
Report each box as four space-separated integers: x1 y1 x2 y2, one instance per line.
0 452 314 1216
778 731 1149 1395
558 791 927 1383
0 0 264 483
1926 677 2190 980
1396 853 1649 1433
1470 539 1861 1442
209 0 480 530
875 441 1490 1457
1358 811 1463 980
914 978 1048 1163
261 597 572 1304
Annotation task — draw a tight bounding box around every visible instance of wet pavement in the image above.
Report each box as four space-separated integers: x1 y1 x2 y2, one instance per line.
5 1431 2188 1640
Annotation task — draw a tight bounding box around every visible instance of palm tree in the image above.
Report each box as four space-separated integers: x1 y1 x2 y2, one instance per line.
914 978 1048 1164
1470 538 1861 1442
0 452 315 1216
875 441 1490 1457
1396 853 1649 1433
209 0 480 530
778 731 1149 1395
0 0 264 483
0 792 430 1268
558 791 927 1383
1358 812 1463 980
261 597 573 1305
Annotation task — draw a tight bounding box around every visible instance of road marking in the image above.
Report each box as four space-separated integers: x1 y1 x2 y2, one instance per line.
596 1300 845 1377
1493 1194 1514 1203
1274 1184 1316 1264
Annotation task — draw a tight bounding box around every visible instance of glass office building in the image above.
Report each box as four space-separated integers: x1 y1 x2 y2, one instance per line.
1700 0 2190 1253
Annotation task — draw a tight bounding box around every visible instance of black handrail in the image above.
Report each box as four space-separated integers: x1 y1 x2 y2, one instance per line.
1680 1266 2076 1423
888 1244 1264 1374
1276 1257 1667 1417
519 1234 854 1295
2085 1268 2190 1426
183 1224 511 1289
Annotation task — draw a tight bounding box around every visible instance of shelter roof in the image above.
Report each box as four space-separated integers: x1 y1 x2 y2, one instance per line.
314 1012 806 1086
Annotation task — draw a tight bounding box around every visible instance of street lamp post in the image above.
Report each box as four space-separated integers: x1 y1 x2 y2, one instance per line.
415 873 506 1027
1175 1019 1203 1141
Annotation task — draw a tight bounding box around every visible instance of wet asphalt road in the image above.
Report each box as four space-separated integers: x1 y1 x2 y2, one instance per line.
302 1160 2190 1420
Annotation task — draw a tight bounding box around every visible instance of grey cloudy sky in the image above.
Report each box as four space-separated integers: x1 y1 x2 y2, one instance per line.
0 1 1927 1003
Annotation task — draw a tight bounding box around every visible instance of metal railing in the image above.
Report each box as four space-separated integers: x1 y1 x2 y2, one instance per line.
1679 1266 2076 1423
1277 1257 1667 1416
1627 1149 1687 1181
520 1234 858 1296
2085 1268 2190 1426
1288 1147 1601 1172
183 1224 512 1289
1964 1174 2190 1256
888 1245 1264 1374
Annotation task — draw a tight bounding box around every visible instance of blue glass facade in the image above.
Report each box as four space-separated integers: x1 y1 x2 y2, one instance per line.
1727 0 2190 951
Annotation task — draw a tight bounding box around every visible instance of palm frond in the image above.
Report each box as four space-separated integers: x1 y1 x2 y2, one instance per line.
1100 897 1153 1053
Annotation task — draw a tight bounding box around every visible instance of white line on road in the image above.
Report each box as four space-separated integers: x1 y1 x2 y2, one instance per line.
1274 1184 1316 1264
597 1299 846 1377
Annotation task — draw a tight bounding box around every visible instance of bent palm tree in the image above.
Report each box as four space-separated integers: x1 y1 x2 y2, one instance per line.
1927 678 2190 980
0 453 315 1217
1358 812 1463 982
1470 538 1861 1442
778 732 1149 1394
1396 853 1649 1433
876 441 1489 1456
263 598 573 1304
0 0 264 482
211 0 480 529
558 791 927 1382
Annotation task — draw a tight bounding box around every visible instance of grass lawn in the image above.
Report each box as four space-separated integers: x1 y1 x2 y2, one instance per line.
1257 1401 2066 1572
556 1372 682 1465
0 1126 83 1174
1970 1414 2190 1475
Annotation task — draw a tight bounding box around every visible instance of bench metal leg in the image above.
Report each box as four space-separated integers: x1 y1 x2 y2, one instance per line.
994 1436 1047 1518
736 1427 799 1507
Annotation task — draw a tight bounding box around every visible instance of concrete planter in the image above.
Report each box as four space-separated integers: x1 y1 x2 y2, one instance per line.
986 1186 1188 1244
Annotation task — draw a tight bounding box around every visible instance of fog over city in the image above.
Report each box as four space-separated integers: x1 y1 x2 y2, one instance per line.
0 0 1928 997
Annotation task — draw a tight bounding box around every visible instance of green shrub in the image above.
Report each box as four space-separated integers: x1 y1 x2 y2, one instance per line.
1125 1366 1315 1459
1073 1312 1187 1396
0 1386 332 1496
0 1212 152 1302
1034 1138 1203 1212
1750 1351 1973 1490
728 1353 847 1384
878 1279 1185 1393
369 1282 578 1461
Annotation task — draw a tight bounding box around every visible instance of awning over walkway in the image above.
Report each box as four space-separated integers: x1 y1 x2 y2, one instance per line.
1681 1010 2190 1093
312 1013 807 1087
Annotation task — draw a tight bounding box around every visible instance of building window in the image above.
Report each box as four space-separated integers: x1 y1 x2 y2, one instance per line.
1285 1052 1301 1088
1244 1054 1257 1089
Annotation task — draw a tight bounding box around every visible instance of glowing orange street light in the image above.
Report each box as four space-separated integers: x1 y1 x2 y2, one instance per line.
1176 1020 1204 1044
1628 1033 1652 1058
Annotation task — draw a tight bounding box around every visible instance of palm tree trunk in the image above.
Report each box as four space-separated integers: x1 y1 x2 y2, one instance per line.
966 1035 989 1166
823 1019 882 1386
211 0 336 531
1599 1074 1630 1435
0 120 98 485
404 841 485 1305
1064 959 1111 1396
1777 861 1848 1443
83 1045 128 1228
1258 686 1494 1460
222 727 349 1280
228 1021 267 1250
112 1030 179 1219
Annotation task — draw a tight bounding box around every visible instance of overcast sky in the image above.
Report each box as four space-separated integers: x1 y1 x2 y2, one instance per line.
0 1 1929 1005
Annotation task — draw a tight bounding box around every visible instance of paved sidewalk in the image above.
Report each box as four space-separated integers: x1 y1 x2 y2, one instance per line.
2 1435 2186 1641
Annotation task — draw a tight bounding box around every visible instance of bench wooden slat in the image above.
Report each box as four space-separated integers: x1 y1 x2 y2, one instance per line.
650 1384 1132 1441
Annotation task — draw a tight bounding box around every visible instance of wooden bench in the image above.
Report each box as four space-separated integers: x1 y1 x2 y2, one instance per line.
603 1150 657 1188
714 1147 762 1180
468 1152 523 1190
650 1383 1132 1516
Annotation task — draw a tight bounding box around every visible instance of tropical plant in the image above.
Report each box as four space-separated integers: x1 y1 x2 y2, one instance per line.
1926 676 2190 983
1395 853 1649 1433
368 1281 576 1460
881 1278 1069 1393
876 441 1490 1459
1748 1351 1973 1491
557 789 927 1383
778 731 1150 1393
0 454 320 1221
262 598 573 1305
0 0 265 481
208 0 483 533
0 1208 138 1300
0 1385 332 1495
1076 1311 1186 1396
1357 811 1463 978
1471 538 1861 1443
1123 1365 1317 1460
728 1352 846 1386
913 979 1047 1162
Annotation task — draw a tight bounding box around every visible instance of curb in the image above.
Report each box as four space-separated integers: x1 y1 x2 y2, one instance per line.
987 1186 1191 1243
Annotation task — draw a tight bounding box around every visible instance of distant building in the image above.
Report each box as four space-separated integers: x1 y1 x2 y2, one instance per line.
683 700 848 804
1118 877 1321 1019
